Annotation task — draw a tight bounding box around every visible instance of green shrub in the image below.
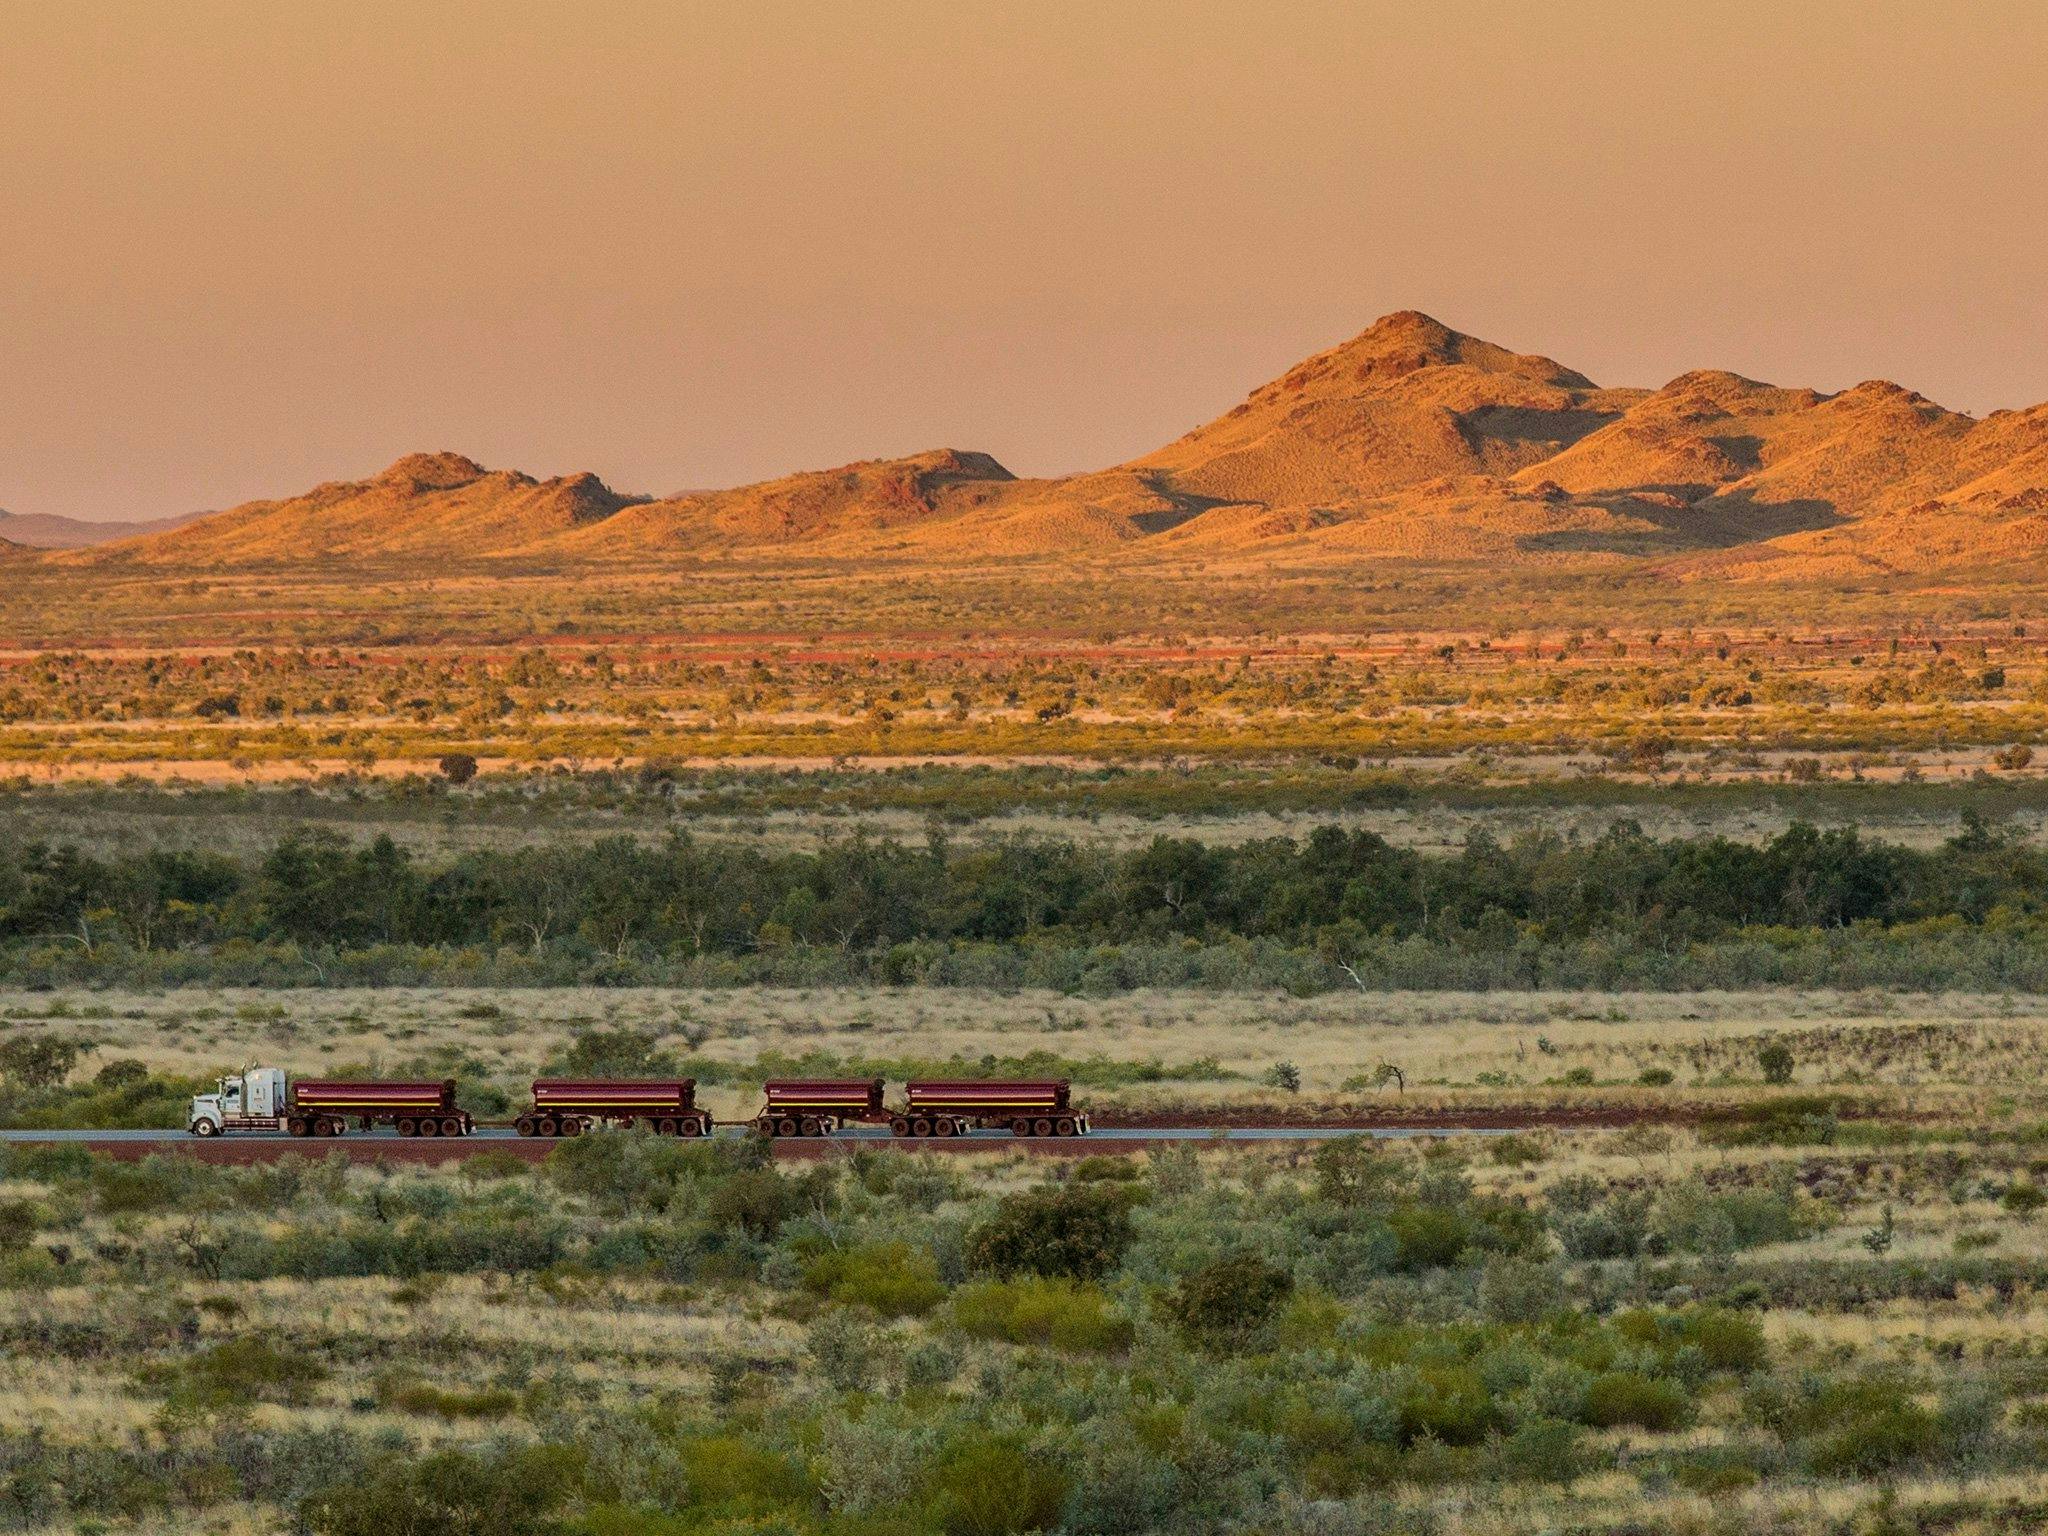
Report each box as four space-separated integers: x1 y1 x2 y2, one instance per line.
0 1034 85 1089
1314 1137 1412 1207
547 1027 676 1079
963 1185 1133 1281
1388 1206 1471 1270
1660 1183 1806 1255
1070 1156 1140 1183
1550 1183 1651 1260
300 1444 582 1536
1758 1041 1795 1085
2001 1181 2046 1215
1682 1308 1771 1373
1488 1134 1545 1167
0 1198 47 1246
1809 1399 1941 1476
381 1379 522 1419
1397 1365 1503 1447
949 1276 1134 1353
706 1168 800 1240
1672 1458 1760 1494
679 1435 810 1512
90 1155 211 1215
0 1248 60 1292
1164 1252 1294 1345
141 1336 327 1425
925 1433 1070 1536
806 1308 877 1392
803 1242 947 1318
1582 1372 1692 1431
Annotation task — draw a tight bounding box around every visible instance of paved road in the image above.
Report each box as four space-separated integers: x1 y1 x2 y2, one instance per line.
1 1124 1503 1145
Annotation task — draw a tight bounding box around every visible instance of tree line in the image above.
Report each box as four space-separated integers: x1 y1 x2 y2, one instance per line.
3 817 2043 966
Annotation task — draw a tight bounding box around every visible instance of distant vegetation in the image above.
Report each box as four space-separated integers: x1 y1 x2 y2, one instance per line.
3 624 2048 774
11 817 2048 991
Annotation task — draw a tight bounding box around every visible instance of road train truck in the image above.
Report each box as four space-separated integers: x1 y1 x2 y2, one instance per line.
517 1079 712 1138
188 1068 473 1138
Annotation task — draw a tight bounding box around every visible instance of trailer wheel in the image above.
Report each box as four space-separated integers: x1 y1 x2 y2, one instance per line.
654 1117 676 1137
319 1117 344 1137
1034 1118 1054 1137
515 1116 535 1137
800 1116 821 1137
397 1117 417 1137
192 1118 218 1138
441 1117 463 1137
286 1116 308 1137
1011 1117 1031 1136
911 1116 932 1137
560 1117 582 1137
890 1116 909 1137
934 1117 956 1137
420 1117 441 1137
1056 1117 1076 1137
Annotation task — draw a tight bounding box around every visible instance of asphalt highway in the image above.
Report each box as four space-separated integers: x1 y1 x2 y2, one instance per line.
0 1124 1503 1145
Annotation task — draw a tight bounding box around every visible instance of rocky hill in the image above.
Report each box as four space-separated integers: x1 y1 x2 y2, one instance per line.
55 313 2048 579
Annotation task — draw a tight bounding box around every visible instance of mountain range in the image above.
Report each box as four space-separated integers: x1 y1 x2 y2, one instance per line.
22 312 2048 582
0 508 201 550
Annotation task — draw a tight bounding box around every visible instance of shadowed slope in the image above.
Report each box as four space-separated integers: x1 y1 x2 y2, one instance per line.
1124 310 1641 507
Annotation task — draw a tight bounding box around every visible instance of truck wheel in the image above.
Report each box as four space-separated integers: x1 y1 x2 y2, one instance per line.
192 1118 218 1138
934 1117 956 1137
396 1117 417 1137
1011 1118 1031 1136
911 1116 932 1137
1034 1118 1054 1137
420 1118 441 1137
516 1116 535 1137
655 1117 676 1137
560 1118 581 1137
799 1116 821 1137
318 1117 342 1137
440 1117 462 1137
1056 1117 1076 1137
890 1117 909 1137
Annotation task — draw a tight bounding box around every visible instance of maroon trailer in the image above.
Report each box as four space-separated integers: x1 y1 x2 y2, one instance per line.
897 1080 1088 1138
288 1079 472 1138
518 1079 711 1138
752 1079 887 1137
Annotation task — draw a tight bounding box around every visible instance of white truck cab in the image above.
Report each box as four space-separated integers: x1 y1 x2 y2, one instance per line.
188 1066 288 1136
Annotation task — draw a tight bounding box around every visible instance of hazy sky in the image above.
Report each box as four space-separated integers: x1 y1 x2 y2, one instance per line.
5 1 2046 522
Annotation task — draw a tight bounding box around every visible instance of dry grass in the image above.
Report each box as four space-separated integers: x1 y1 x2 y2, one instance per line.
13 986 2048 1119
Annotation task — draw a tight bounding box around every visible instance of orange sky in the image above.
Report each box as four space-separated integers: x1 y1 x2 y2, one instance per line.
4 1 2046 523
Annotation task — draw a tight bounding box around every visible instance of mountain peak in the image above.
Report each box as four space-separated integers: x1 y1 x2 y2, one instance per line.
375 452 488 489
1301 311 1597 390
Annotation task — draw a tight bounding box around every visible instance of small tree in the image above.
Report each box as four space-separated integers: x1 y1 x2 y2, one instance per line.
1757 1040 1795 1086
0 1036 86 1090
438 752 480 785
1164 1252 1294 1345
964 1185 1134 1281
